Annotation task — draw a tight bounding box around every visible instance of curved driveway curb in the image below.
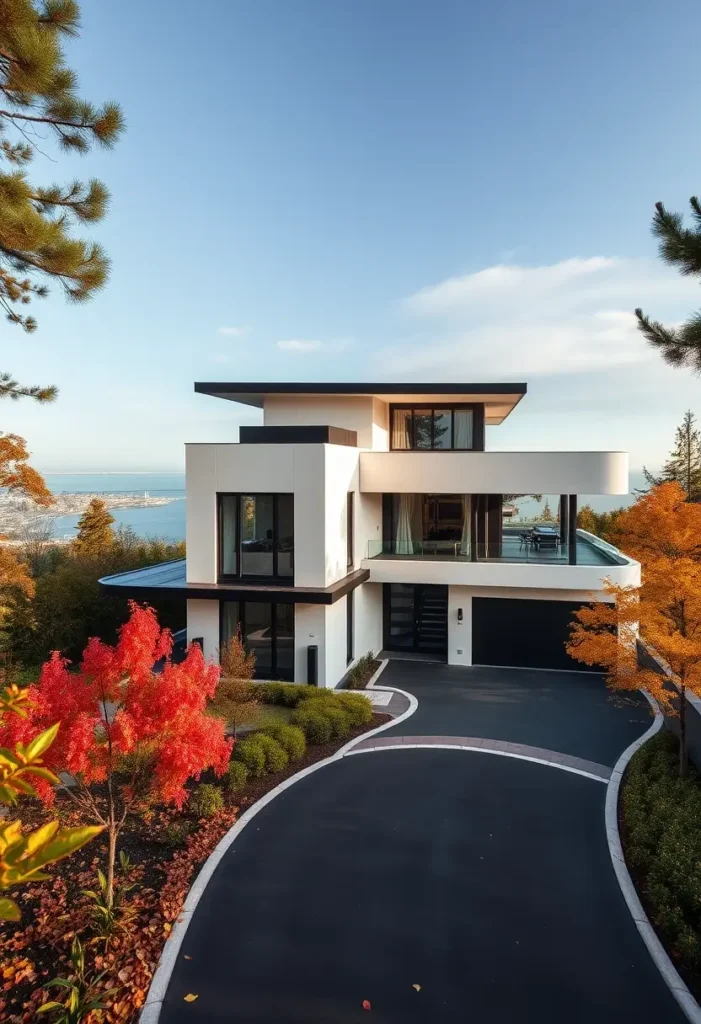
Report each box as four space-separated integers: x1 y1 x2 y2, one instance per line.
605 695 701 1024
139 661 416 1023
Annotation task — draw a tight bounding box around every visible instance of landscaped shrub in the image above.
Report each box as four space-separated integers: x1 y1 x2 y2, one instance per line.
233 735 267 777
320 703 353 740
252 733 289 773
256 682 318 706
263 723 306 761
188 783 224 818
333 691 373 726
291 704 334 744
347 652 377 689
621 729 701 972
224 760 249 793
160 820 191 848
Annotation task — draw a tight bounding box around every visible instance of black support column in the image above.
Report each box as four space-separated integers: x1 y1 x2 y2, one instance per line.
470 495 479 561
568 494 577 564
559 494 569 545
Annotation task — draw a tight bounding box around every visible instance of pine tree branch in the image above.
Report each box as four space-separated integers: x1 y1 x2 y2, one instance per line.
0 108 100 131
0 372 57 403
652 200 701 276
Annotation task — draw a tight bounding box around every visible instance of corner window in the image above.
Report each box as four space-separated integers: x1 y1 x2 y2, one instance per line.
218 493 294 580
220 601 295 681
390 406 476 450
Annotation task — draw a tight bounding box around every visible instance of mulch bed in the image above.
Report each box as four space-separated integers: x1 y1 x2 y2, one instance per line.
1 713 390 1023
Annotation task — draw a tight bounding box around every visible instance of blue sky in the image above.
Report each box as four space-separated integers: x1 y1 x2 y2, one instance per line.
5 0 701 472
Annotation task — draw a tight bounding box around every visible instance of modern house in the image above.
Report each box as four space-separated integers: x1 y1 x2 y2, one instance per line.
100 382 640 686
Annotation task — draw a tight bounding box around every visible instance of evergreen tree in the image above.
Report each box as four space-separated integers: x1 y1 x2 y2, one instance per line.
73 498 114 555
0 1 124 333
636 197 701 371
541 498 554 522
640 411 701 502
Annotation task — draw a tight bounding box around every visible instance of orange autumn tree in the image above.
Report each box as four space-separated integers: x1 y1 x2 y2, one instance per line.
2 603 232 909
567 482 701 776
0 432 53 603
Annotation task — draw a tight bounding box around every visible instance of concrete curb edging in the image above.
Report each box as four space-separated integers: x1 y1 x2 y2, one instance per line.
606 693 701 1024
139 659 417 1022
347 742 609 782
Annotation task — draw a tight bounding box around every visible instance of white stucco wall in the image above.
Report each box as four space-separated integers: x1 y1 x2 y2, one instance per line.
323 445 360 586
186 599 219 661
294 604 326 684
446 585 610 667
362 554 640 592
292 445 326 587
354 582 383 660
263 395 379 449
323 597 349 689
360 450 629 495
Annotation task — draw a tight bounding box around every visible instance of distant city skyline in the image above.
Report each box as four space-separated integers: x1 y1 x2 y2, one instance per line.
5 0 701 475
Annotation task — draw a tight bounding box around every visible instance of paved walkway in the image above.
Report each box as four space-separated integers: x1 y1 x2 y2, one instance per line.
160 750 683 1023
155 662 684 1024
376 660 651 767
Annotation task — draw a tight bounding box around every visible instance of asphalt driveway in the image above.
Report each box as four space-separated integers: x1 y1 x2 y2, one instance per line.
379 661 651 767
159 750 683 1023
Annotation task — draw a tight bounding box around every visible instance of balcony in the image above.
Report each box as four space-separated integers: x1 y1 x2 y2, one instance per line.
359 450 629 494
361 529 639 590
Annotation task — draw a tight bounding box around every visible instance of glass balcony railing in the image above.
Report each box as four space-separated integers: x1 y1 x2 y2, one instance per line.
366 530 627 568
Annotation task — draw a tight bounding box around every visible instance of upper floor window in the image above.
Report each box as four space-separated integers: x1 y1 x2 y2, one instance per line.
391 405 475 450
218 493 294 580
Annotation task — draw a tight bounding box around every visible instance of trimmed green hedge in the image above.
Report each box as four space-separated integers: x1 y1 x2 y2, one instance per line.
224 760 249 793
622 730 701 972
291 704 333 744
263 723 306 761
188 783 224 818
252 733 289 773
233 735 267 777
347 652 377 689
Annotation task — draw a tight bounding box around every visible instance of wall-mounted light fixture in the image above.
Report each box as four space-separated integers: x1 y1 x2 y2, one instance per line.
457 608 463 623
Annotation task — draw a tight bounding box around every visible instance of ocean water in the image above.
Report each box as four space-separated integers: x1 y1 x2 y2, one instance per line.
39 469 644 544
43 473 186 542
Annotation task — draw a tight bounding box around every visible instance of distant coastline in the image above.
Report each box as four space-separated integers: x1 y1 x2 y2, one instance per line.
0 492 182 539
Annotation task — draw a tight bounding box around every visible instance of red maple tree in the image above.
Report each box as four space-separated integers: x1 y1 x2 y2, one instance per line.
2 602 232 907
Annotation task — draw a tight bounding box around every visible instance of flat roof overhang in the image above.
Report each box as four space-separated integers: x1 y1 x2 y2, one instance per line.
194 381 528 425
98 559 369 605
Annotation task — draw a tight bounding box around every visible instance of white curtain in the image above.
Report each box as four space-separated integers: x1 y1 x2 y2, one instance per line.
454 409 473 449
392 409 412 449
396 494 416 554
460 495 471 556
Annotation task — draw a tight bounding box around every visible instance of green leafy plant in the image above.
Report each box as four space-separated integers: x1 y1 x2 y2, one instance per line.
332 692 373 727
252 734 289 773
188 783 224 818
0 682 102 921
621 730 701 971
160 819 192 848
37 935 117 1022
82 850 136 944
233 736 267 777
318 704 352 740
347 652 377 689
223 760 249 793
263 724 306 761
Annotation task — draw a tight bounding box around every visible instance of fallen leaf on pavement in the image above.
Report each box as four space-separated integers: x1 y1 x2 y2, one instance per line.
412 984 421 992
184 993 199 1002
362 999 372 1010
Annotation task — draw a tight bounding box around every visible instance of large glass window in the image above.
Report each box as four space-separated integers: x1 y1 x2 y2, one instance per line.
220 601 294 681
219 495 238 575
218 494 294 579
390 406 476 450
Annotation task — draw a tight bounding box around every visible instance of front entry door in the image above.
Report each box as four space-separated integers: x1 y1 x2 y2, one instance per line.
385 584 448 658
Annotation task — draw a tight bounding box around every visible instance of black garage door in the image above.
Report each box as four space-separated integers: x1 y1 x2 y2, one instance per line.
472 597 603 671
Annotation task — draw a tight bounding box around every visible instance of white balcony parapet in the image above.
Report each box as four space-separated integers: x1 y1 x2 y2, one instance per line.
359 450 629 495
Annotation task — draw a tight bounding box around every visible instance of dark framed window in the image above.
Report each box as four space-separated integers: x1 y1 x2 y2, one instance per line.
218 493 294 581
347 492 354 569
220 600 295 681
346 591 354 665
389 404 481 451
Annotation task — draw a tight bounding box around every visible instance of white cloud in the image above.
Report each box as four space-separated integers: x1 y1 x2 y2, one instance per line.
276 338 353 354
377 257 701 378
217 326 247 337
277 339 323 353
